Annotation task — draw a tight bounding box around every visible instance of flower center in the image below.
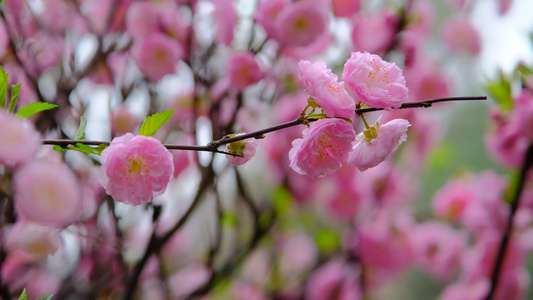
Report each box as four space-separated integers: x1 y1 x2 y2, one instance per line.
128 157 144 174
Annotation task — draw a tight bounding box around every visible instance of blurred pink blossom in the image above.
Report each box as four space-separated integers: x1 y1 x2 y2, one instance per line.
111 106 139 137
331 0 360 18
231 281 268 300
0 110 40 167
278 233 318 277
125 1 158 41
351 11 397 54
343 52 409 109
275 0 328 48
348 117 410 171
226 134 258 166
14 161 81 228
442 17 481 55
99 133 174 205
227 51 264 91
4 222 61 261
131 33 184 82
298 60 355 119
439 278 490 300
410 222 467 280
305 260 361 300
213 0 236 45
289 119 356 178
168 263 211 298
255 0 288 40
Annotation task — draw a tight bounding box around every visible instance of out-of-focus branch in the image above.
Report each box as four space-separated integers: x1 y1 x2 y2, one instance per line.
485 144 533 300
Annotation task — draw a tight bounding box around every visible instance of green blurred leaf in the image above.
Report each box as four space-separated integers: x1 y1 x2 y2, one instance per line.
75 116 87 140
8 83 20 113
138 109 174 137
53 145 68 152
503 171 520 205
272 186 292 216
92 144 108 156
16 102 58 118
426 144 454 170
220 212 238 227
74 143 98 155
486 70 512 111
18 289 27 300
36 294 53 300
0 66 8 108
314 229 340 253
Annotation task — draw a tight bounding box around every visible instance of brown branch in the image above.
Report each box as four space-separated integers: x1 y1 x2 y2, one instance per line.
485 144 533 300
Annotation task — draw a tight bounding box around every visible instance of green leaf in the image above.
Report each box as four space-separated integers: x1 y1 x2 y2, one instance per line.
220 212 238 227
36 294 53 300
138 110 175 137
92 144 108 156
8 83 21 113
486 70 512 111
503 171 520 205
16 102 58 118
314 229 340 253
53 145 68 152
18 289 28 300
74 143 98 155
0 66 8 108
75 116 87 140
272 186 292 216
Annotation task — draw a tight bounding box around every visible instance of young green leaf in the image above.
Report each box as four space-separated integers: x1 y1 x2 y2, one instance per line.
18 289 28 300
138 109 175 137
74 143 98 155
16 102 58 118
36 294 53 300
0 66 8 108
8 83 21 113
53 145 68 152
75 116 87 140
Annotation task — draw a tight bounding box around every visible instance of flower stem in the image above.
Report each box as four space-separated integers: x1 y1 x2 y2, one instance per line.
360 114 370 129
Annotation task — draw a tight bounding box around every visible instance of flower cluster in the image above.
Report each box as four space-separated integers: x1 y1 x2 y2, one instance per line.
290 52 411 178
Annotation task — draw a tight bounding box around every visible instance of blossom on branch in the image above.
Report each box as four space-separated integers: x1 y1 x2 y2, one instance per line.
342 51 409 109
289 119 356 178
99 133 174 206
226 134 258 166
298 60 355 119
348 118 410 171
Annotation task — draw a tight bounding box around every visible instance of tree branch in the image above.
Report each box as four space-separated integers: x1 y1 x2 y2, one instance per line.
484 144 533 300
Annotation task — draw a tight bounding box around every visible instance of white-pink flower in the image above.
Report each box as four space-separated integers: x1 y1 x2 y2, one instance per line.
227 52 264 91
348 118 410 171
131 33 183 82
99 133 174 206
298 60 355 119
342 51 409 109
226 134 257 166
0 110 40 167
14 161 82 228
289 119 356 178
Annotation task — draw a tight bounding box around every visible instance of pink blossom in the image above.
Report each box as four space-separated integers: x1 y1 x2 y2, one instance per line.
14 161 81 228
99 133 174 206
275 0 328 48
231 281 268 300
131 33 184 82
404 59 449 101
298 60 356 119
305 260 361 300
278 233 318 277
442 17 481 55
348 118 410 171
511 90 533 143
342 52 409 109
111 106 139 137
351 11 397 54
212 0 236 45
0 110 40 167
226 134 258 166
498 0 513 15
255 0 288 40
356 210 414 275
433 178 477 222
439 279 490 300
4 222 62 260
168 263 211 298
289 119 356 178
331 0 360 18
125 1 158 41
227 51 264 91
410 222 467 280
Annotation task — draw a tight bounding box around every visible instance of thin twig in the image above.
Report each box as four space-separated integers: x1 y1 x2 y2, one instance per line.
41 96 487 154
484 144 533 300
